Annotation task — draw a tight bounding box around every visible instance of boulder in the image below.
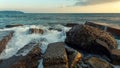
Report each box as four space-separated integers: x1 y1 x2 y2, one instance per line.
0 42 41 68
0 31 14 54
111 49 120 65
29 28 44 34
43 42 68 68
5 24 23 28
85 57 113 68
66 47 82 68
65 25 117 58
11 45 41 68
85 21 120 37
65 25 117 49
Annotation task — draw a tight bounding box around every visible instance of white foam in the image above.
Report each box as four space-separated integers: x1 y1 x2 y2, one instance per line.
114 65 120 68
116 39 120 49
38 59 43 68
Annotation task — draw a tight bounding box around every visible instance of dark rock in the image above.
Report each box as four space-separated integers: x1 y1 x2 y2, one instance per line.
16 42 41 55
111 49 120 65
65 25 117 59
85 57 113 68
65 23 79 27
43 42 68 68
85 21 106 30
107 27 120 37
11 45 41 68
5 24 23 28
66 47 82 68
29 28 44 34
0 31 14 54
44 64 68 68
65 25 117 50
85 21 120 37
90 39 112 59
0 42 41 68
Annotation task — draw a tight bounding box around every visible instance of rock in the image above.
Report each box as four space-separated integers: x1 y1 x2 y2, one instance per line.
65 25 117 59
85 21 106 30
66 47 82 68
111 49 120 65
0 42 41 68
65 25 117 50
5 24 23 28
65 23 79 27
85 57 113 68
0 31 14 54
85 21 120 37
44 64 68 68
29 28 44 34
43 42 68 68
11 45 41 68
16 42 41 56
90 39 112 59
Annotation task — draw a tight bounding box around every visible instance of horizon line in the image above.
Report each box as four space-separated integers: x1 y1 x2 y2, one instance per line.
0 10 120 14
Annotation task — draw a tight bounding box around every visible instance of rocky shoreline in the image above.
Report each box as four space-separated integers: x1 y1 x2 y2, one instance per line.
0 22 120 68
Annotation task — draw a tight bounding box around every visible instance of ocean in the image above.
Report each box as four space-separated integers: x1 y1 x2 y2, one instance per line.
0 13 120 68
0 13 120 28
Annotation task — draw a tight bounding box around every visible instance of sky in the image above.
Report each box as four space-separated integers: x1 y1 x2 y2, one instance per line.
0 0 120 13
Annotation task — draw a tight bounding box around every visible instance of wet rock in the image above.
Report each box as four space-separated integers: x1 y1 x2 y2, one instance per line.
5 24 23 28
85 21 106 30
11 45 41 68
66 47 82 68
85 57 113 68
85 21 120 37
90 39 112 59
43 42 68 68
65 23 79 27
111 49 120 65
65 25 118 60
0 42 41 68
65 25 117 50
16 42 41 56
29 28 44 34
44 64 68 68
0 31 14 54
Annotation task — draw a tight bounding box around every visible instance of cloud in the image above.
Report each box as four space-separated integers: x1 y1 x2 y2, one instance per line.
75 0 120 6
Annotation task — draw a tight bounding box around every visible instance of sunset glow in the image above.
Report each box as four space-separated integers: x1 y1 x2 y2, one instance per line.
0 0 120 13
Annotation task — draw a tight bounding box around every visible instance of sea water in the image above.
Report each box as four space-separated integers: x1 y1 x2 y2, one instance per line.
0 13 120 28
0 13 120 68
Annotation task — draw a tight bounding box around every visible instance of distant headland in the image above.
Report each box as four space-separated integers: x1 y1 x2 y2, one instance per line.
0 11 24 14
